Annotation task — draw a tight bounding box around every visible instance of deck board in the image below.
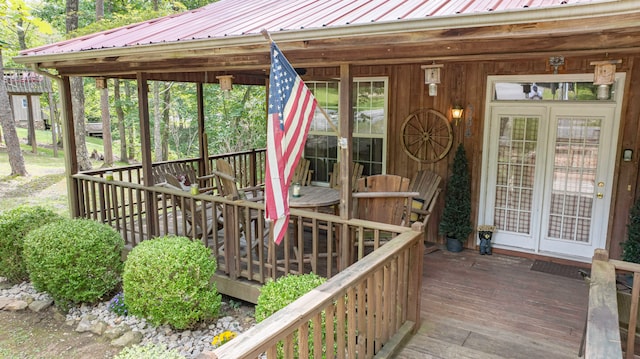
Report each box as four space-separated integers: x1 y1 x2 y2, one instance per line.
395 249 589 358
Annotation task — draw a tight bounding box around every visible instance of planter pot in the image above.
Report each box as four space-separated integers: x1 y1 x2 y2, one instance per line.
446 237 463 252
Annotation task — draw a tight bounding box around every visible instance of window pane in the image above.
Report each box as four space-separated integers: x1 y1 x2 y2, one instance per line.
494 81 613 101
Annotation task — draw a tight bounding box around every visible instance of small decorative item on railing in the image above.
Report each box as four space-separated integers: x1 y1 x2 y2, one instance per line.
478 225 496 255
190 184 199 195
105 171 114 181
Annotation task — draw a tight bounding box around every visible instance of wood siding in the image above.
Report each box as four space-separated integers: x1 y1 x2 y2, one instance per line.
307 53 640 258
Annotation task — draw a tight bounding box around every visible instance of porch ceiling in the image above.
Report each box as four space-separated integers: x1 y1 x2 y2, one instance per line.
13 1 640 82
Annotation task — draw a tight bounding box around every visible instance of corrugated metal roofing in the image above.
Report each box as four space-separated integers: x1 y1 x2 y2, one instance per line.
20 0 604 56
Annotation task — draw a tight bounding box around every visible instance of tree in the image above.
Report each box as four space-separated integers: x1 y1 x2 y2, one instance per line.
0 46 28 176
96 0 113 167
66 0 92 170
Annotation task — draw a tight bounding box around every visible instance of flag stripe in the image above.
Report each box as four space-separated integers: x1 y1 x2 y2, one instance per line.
265 41 318 244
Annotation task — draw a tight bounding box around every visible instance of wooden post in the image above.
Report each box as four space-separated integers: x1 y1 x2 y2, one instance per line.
26 95 37 154
339 63 353 271
137 72 158 238
408 222 425 332
60 76 80 217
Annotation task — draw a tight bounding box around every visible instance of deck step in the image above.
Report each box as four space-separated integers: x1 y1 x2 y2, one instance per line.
398 335 503 359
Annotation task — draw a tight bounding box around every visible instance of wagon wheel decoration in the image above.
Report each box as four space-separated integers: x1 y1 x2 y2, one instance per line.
401 108 453 163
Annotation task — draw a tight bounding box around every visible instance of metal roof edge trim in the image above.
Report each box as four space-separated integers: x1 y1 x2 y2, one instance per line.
14 0 633 67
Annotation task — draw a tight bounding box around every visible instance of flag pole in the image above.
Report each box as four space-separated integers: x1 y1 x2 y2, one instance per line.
261 29 340 134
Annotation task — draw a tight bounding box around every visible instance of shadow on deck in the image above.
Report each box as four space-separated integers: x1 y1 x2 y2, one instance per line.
397 249 589 359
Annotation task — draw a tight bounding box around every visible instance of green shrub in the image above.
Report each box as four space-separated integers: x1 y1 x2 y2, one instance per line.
122 236 221 329
0 206 64 283
23 219 124 309
114 343 183 359
256 273 326 357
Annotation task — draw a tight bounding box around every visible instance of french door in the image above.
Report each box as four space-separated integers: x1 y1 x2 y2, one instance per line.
482 104 618 259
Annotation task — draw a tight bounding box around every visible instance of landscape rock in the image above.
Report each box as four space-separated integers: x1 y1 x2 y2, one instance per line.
5 300 28 311
104 324 129 340
111 330 143 347
90 320 108 335
28 299 53 312
0 297 12 309
75 317 94 333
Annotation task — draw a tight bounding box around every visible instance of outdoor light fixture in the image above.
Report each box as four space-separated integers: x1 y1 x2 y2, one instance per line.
422 63 443 97
95 77 107 89
217 75 234 97
591 59 621 100
451 105 464 125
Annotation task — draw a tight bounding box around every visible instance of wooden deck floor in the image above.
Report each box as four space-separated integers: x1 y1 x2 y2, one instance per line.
396 248 589 359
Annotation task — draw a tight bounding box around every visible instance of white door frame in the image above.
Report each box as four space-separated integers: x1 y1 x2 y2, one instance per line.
478 73 626 262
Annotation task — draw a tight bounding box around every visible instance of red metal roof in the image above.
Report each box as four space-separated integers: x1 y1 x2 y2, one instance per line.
20 0 603 56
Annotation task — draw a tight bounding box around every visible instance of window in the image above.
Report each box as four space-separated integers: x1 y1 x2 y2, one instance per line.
493 81 615 101
22 98 28 108
305 78 388 183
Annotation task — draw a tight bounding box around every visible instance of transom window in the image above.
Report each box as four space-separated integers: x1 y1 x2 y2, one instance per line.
304 78 388 183
493 80 617 101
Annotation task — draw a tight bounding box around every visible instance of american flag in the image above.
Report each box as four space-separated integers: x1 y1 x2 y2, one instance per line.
265 41 317 244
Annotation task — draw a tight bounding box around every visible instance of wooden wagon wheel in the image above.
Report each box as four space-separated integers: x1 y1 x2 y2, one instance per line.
400 108 453 163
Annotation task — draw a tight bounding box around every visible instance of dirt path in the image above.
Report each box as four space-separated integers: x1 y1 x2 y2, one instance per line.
0 308 121 359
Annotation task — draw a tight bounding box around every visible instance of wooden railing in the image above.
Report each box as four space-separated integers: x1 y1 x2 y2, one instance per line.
211 227 424 359
72 171 419 296
79 148 266 188
585 248 640 358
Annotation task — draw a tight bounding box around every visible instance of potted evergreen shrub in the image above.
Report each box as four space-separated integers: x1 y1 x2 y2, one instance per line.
438 144 472 252
622 196 640 263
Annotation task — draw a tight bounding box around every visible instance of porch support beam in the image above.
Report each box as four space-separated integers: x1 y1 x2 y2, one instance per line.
137 72 158 238
60 76 80 217
339 63 353 271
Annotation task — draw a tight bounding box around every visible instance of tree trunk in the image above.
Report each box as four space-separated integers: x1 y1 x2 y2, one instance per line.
124 81 135 160
153 81 162 161
100 85 113 167
67 0 91 170
71 77 92 170
162 83 170 161
96 0 104 20
114 79 127 163
0 50 28 176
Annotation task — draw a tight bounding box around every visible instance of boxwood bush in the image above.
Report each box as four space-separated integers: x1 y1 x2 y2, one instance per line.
122 235 221 329
114 343 183 359
23 218 124 309
256 273 326 357
0 206 64 283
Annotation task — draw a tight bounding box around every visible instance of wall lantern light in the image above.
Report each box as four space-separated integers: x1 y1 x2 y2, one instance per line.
217 75 234 96
421 63 443 97
591 59 621 100
451 105 464 120
451 105 464 125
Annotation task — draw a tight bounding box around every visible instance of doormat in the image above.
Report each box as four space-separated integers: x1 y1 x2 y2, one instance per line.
530 260 585 280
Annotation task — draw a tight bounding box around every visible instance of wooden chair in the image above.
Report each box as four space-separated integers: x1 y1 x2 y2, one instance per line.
292 158 313 186
352 174 417 226
165 173 219 238
328 162 364 190
211 159 264 201
408 169 442 252
408 169 442 226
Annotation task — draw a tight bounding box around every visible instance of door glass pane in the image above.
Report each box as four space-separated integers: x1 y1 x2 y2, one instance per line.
493 115 538 234
547 117 599 242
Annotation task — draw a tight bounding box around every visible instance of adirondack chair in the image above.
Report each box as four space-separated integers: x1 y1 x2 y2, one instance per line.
408 169 442 252
292 158 313 186
352 174 417 226
328 162 364 190
165 173 220 238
